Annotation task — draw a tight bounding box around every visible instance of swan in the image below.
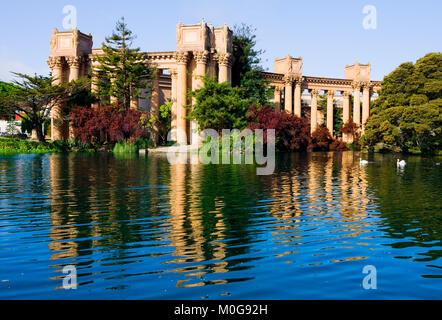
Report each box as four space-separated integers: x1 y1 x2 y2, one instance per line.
397 159 406 167
360 159 369 165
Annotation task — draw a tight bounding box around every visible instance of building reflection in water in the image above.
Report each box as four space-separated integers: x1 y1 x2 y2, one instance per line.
47 151 377 289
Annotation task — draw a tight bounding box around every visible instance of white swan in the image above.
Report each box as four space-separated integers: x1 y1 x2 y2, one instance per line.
397 159 406 167
360 159 369 165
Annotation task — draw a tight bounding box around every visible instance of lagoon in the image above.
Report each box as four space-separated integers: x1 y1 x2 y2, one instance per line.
0 152 441 299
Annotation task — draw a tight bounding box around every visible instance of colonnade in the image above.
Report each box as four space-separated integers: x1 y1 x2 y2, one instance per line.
47 55 90 141
274 80 374 139
170 51 232 146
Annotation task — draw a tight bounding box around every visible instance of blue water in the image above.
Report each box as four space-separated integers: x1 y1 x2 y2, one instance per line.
0 152 441 299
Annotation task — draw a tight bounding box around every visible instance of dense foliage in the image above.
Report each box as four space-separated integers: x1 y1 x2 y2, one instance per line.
247 105 311 151
231 24 272 106
361 53 442 154
70 105 148 146
247 105 348 152
188 76 252 133
0 137 61 153
0 73 87 142
94 18 156 109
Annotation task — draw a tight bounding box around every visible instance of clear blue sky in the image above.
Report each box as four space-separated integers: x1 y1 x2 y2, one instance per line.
1 0 440 82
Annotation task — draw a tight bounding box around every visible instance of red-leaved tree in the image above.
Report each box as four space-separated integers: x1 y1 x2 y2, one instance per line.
247 105 311 151
309 126 349 151
70 105 148 145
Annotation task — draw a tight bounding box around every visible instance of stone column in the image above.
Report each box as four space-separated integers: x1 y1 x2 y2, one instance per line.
110 77 118 104
192 50 208 147
47 56 65 141
170 68 178 141
67 56 81 82
175 51 189 145
284 76 293 114
274 86 281 111
294 80 302 117
342 91 351 124
150 74 160 144
66 56 82 140
90 55 99 109
130 96 139 110
353 82 361 125
362 83 371 127
327 90 335 136
342 91 352 143
310 89 320 134
218 53 232 84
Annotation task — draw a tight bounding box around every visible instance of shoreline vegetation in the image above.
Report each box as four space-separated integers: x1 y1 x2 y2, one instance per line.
1 137 441 157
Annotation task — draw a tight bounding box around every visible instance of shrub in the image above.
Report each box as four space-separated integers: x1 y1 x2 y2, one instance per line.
0 137 61 153
70 105 148 146
247 105 311 151
341 120 361 150
308 126 333 151
308 126 349 152
113 141 138 153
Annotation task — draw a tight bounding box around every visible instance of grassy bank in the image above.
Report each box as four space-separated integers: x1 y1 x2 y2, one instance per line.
0 137 152 154
0 137 61 154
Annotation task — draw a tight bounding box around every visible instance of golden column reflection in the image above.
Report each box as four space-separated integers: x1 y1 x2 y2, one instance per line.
324 152 334 210
48 154 79 261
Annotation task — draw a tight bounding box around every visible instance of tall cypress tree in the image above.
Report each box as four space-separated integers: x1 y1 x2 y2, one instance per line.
94 17 156 109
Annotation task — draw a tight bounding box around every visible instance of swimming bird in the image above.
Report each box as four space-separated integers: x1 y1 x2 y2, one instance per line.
360 159 369 165
397 159 406 167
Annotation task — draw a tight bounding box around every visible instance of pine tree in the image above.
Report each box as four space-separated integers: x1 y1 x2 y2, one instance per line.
94 17 156 109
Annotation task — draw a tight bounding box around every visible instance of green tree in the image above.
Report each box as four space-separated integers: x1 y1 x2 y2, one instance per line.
187 76 252 133
94 17 156 109
232 24 272 106
362 53 442 154
0 73 86 142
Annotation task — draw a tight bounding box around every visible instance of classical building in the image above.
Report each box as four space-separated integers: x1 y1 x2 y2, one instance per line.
47 21 380 144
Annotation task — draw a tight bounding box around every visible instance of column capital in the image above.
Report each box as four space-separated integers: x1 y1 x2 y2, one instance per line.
283 75 294 85
295 76 303 86
361 81 372 90
66 56 82 68
327 90 336 97
175 51 189 65
193 50 209 64
342 91 352 97
217 52 232 67
352 81 362 90
47 56 64 69
310 88 320 96
274 86 283 92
